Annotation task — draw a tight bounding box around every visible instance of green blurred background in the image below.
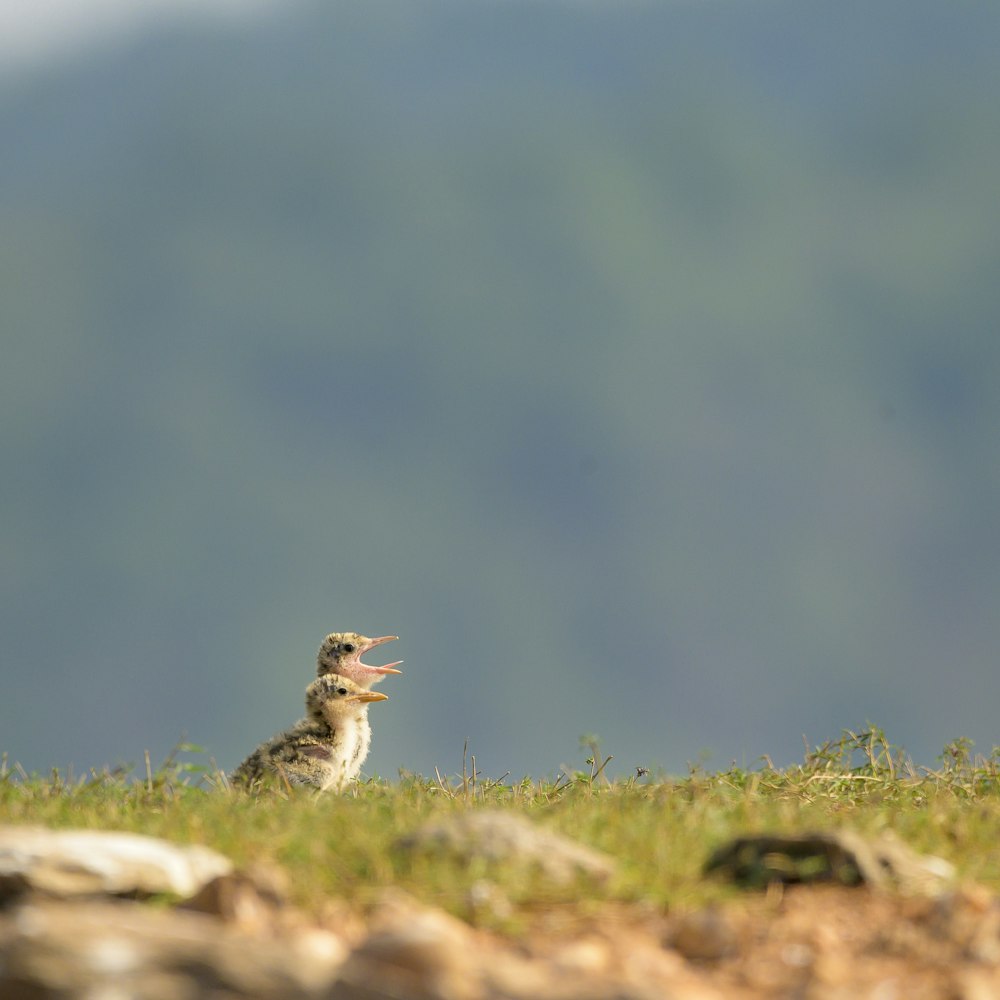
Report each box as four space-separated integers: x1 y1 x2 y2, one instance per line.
2 0 999 781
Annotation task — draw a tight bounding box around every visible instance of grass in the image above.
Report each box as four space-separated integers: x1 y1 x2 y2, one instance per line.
3 727 1000 930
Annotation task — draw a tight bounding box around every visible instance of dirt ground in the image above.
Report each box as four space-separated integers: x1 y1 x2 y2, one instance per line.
4 821 1000 999
510 882 1000 1000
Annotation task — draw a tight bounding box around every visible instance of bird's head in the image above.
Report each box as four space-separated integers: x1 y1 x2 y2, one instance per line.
306 672 389 722
321 674 390 706
317 632 403 687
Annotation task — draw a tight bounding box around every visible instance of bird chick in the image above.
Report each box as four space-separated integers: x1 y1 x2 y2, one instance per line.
316 631 403 688
232 674 388 792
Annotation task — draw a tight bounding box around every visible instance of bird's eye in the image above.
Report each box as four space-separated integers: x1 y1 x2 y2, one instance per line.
338 687 348 696
343 643 356 653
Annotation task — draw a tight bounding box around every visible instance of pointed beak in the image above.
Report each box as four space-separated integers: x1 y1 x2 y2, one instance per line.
360 635 403 674
347 691 389 704
364 635 398 650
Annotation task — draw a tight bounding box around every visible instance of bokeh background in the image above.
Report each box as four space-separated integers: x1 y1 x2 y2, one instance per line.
3 0 999 783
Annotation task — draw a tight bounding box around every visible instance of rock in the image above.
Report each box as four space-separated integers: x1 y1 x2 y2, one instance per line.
0 826 233 901
669 907 739 962
335 892 484 1000
0 896 346 999
178 863 291 933
704 829 955 894
331 890 695 1000
466 879 514 923
395 810 617 885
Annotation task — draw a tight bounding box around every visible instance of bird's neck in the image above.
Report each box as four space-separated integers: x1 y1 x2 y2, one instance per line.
318 665 379 689
321 703 370 741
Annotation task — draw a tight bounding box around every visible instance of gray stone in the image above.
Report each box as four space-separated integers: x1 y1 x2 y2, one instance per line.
704 829 955 894
395 811 617 885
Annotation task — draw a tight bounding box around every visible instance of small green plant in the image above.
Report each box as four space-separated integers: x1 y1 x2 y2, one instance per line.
939 736 975 770
576 733 614 791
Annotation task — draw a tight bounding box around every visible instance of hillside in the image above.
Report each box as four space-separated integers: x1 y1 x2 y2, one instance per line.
2 0 1000 780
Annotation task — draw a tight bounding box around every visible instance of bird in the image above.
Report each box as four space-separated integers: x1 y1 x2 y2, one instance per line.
315 632 403 688
231 673 389 792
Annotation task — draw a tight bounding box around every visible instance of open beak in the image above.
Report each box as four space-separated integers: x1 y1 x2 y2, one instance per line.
360 635 403 675
347 691 389 704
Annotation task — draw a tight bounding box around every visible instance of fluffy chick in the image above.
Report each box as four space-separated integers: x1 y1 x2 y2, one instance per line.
232 674 388 792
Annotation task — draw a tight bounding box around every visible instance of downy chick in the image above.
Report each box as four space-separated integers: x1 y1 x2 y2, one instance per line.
232 674 388 792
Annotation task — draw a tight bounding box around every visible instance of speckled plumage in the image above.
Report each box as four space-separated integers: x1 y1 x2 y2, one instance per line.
232 674 388 792
315 632 402 688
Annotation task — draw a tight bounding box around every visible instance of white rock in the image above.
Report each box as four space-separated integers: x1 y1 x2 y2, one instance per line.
0 826 233 900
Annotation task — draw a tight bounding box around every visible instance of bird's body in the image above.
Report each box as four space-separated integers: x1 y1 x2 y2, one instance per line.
232 674 388 792
316 632 402 688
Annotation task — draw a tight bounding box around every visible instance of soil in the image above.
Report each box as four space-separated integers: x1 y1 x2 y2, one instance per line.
512 882 1000 999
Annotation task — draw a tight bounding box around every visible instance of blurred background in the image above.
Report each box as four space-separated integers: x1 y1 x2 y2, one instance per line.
2 0 999 783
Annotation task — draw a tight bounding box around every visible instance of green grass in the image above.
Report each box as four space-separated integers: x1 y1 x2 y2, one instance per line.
4 728 1000 930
